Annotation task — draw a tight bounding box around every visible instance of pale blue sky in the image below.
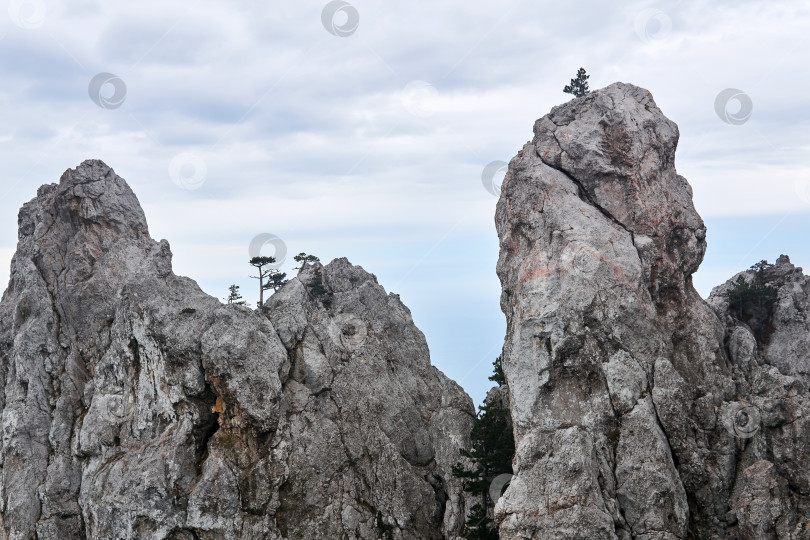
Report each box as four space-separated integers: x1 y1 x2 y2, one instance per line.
1 0 808 405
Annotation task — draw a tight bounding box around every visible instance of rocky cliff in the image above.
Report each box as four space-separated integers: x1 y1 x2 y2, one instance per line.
495 82 810 539
2 83 809 540
0 160 475 539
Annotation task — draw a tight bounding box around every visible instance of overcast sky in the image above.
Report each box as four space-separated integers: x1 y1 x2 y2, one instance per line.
1 0 808 406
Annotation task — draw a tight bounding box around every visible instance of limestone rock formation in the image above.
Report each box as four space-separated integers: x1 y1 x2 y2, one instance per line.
3 82 809 540
495 82 810 539
0 160 474 539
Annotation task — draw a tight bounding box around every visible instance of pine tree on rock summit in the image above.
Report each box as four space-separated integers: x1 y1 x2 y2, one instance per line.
293 252 320 270
249 256 277 308
563 67 590 98
226 284 245 305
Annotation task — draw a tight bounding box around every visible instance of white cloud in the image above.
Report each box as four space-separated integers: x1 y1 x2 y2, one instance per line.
0 0 808 405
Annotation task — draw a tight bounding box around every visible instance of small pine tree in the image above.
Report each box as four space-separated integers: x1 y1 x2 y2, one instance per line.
294 252 320 270
726 260 778 322
452 359 515 539
306 267 333 307
488 356 505 386
264 270 289 294
751 260 775 274
563 68 590 98
309 268 328 296
249 256 277 308
226 284 245 305
460 504 498 540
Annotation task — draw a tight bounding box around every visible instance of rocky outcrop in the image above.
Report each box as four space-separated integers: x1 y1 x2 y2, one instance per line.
3 83 808 540
0 160 474 539
707 256 810 539
264 260 474 539
495 83 810 539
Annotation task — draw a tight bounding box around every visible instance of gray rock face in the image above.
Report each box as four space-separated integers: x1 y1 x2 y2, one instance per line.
0 160 474 539
4 85 809 540
495 83 810 539
264 260 475 539
707 256 810 539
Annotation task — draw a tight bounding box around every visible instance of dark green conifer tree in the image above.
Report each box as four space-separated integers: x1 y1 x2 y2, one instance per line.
452 357 515 539
226 284 245 305
293 252 320 270
308 268 329 299
726 260 778 333
264 270 289 294
489 355 505 385
563 68 590 97
249 256 276 307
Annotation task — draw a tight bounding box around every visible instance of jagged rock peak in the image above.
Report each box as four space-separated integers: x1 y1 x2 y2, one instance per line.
495 84 810 539
32 159 149 236
0 161 474 539
58 158 117 186
532 82 706 295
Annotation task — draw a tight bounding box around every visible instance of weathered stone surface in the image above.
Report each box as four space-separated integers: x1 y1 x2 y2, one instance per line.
0 160 474 539
496 83 810 538
265 259 475 539
4 82 810 540
708 255 810 538
730 460 795 540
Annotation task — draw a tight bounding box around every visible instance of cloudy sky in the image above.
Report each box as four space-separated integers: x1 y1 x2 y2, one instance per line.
1 0 808 405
